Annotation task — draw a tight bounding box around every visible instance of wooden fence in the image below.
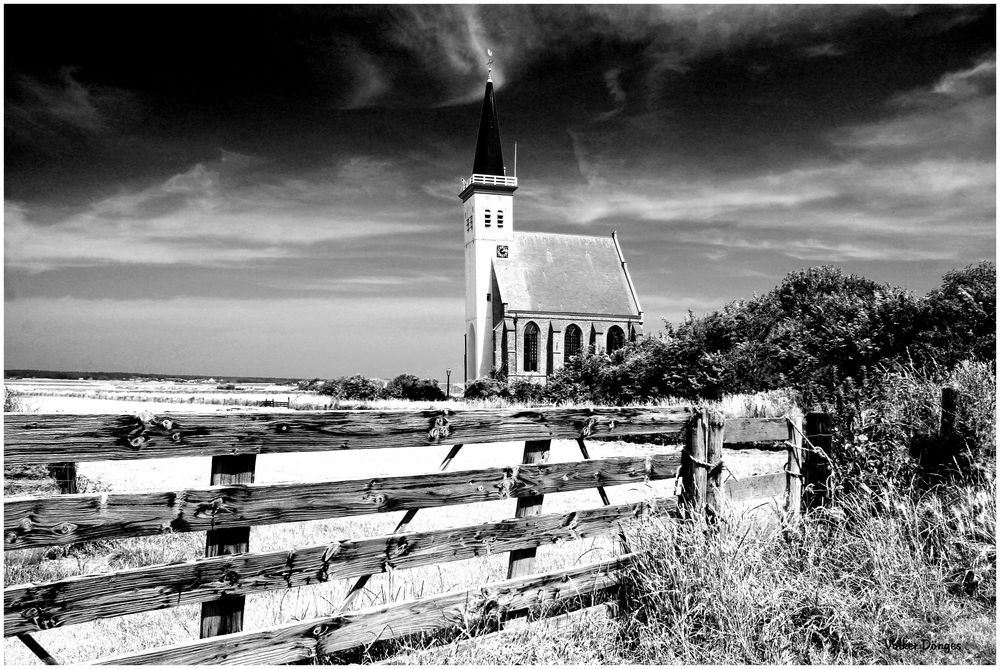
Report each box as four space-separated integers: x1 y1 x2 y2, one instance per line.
3 406 832 665
259 397 290 408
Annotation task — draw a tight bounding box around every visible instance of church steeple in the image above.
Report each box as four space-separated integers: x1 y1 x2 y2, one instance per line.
472 79 505 177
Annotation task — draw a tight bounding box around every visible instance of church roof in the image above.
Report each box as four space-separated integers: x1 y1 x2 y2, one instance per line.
493 231 642 318
472 81 505 176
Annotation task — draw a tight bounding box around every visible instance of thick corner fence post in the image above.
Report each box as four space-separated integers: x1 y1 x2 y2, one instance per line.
46 462 78 495
802 412 832 510
785 415 804 516
200 454 257 638
704 410 725 519
681 409 708 517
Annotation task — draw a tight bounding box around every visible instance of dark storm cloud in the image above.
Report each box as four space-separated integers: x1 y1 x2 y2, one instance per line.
4 4 994 377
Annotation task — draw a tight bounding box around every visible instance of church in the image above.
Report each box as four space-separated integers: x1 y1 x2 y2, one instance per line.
462 67 644 384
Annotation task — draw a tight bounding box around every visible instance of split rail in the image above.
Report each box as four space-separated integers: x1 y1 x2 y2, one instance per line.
3 406 831 664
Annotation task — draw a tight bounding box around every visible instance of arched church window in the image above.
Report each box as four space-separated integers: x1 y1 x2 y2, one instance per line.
485 210 491 227
497 210 504 227
607 326 625 354
523 322 539 372
564 324 582 360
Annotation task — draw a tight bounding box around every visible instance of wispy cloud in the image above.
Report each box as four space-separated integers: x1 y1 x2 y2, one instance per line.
545 56 995 265
4 155 443 271
5 67 136 155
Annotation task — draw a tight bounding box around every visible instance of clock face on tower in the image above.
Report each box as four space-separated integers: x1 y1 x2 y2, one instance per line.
496 245 508 258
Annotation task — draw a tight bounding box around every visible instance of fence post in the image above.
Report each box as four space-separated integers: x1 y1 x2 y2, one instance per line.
506 439 551 579
802 412 832 510
918 386 966 480
940 386 962 476
681 409 708 517
785 415 803 517
505 438 551 625
200 454 257 638
704 410 725 519
46 462 78 494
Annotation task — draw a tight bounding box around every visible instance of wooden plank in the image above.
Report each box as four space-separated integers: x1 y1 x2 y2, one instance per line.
3 406 695 465
723 417 789 444
506 440 550 580
723 471 786 504
200 454 255 639
681 410 707 515
4 453 681 550
95 555 635 665
5 501 668 636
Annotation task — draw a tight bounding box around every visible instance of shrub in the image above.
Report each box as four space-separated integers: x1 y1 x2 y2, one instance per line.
464 377 507 400
339 375 386 401
508 378 545 404
386 374 446 401
4 388 24 412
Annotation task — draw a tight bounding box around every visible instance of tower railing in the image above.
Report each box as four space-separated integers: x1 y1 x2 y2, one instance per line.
462 173 518 190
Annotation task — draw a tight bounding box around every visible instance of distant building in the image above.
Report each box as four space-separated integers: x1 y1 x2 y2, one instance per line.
462 68 644 383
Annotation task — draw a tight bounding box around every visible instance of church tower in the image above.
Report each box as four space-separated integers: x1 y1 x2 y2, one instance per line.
461 62 516 382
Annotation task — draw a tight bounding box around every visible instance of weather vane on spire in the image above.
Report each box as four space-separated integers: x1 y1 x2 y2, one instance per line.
487 49 494 82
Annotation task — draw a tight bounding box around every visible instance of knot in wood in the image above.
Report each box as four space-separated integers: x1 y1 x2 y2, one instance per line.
579 417 599 439
5 531 18 544
24 607 57 630
222 570 240 585
57 522 77 536
275 423 290 433
19 518 33 531
311 624 330 638
195 497 236 518
427 415 451 442
160 419 174 430
128 435 148 450
171 431 183 442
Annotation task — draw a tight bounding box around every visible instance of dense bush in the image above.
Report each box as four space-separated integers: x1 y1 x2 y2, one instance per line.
308 373 446 401
314 374 385 400
384 374 446 401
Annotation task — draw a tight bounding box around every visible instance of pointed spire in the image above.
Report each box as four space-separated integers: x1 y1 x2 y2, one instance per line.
472 51 504 176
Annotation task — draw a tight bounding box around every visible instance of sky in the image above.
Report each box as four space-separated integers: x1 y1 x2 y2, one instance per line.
4 4 996 380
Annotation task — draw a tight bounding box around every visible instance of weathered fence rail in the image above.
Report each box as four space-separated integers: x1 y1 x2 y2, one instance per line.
3 406 828 665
